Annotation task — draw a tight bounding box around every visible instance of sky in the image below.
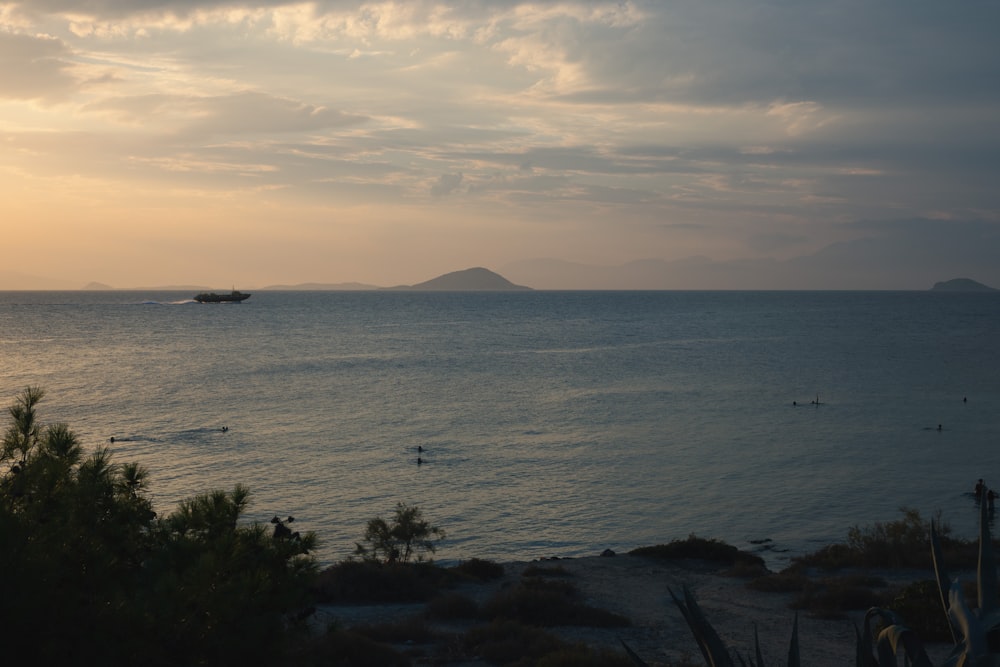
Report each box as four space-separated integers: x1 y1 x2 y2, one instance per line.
2 0 999 289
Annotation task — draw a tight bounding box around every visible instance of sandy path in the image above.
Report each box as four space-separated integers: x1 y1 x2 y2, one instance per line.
315 554 956 666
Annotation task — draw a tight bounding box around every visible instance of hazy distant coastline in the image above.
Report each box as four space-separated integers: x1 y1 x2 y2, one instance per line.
78 267 531 292
2 264 998 293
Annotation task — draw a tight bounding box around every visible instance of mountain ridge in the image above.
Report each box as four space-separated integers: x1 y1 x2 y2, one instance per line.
5 220 1000 292
382 267 531 291
4 268 529 292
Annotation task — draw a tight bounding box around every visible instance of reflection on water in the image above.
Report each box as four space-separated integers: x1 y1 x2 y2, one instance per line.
2 290 999 568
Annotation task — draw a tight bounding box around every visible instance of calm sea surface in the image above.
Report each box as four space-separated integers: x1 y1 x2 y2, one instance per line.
2 290 998 569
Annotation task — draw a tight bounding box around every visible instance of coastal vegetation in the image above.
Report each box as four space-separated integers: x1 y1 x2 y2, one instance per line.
630 535 769 576
627 506 1000 666
0 387 317 666
354 501 445 564
4 386 994 665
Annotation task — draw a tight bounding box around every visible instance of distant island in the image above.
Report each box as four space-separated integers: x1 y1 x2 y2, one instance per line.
268 267 531 291
68 268 530 292
30 271 1000 294
382 267 532 291
930 278 998 292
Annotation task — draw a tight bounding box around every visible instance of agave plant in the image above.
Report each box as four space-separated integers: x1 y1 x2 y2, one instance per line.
856 606 935 666
859 483 1000 666
622 584 800 666
626 485 1000 666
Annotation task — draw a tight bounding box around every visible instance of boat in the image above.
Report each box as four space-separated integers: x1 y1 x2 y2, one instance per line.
193 290 251 303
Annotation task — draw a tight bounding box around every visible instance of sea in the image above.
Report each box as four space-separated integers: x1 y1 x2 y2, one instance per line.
2 290 998 570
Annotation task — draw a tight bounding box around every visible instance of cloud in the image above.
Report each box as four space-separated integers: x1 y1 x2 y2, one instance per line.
430 171 462 196
3 1 999 288
21 0 289 20
0 32 77 102
186 91 368 135
83 90 367 135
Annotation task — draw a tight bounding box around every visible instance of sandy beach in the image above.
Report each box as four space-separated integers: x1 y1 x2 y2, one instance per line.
314 552 957 666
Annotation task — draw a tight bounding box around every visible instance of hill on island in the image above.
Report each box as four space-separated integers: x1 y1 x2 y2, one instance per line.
384 267 531 291
930 278 998 292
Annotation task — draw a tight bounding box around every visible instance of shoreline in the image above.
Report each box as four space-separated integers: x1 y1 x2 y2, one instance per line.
314 552 957 666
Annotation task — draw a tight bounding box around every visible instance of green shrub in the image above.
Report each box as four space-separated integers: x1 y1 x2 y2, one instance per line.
886 579 954 643
746 570 811 593
350 615 434 644
934 533 984 570
291 628 410 667
482 577 630 628
462 620 572 665
355 502 444 564
846 507 941 568
0 387 318 667
313 559 450 603
535 646 634 666
791 542 859 570
790 575 889 619
630 535 766 570
523 564 572 577
794 507 979 571
427 592 480 620
452 557 505 580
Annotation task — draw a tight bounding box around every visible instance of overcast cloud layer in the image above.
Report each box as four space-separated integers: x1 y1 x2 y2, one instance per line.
2 0 999 288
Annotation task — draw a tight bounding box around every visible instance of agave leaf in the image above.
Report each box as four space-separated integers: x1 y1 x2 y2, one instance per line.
786 612 800 667
949 581 990 659
875 629 897 665
858 610 877 667
860 608 906 667
854 623 868 667
670 586 735 667
931 518 960 644
753 622 765 667
619 638 650 666
978 486 998 616
875 624 935 667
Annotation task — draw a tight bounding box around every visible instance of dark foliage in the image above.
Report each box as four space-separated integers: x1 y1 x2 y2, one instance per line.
464 619 567 665
452 556 505 580
0 387 318 667
523 563 572 578
354 502 444 564
629 534 766 570
482 577 630 628
313 559 452 603
350 615 435 644
886 579 955 643
290 628 410 667
747 570 811 593
792 507 981 571
427 591 480 620
790 574 890 619
535 646 636 666
462 619 631 666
